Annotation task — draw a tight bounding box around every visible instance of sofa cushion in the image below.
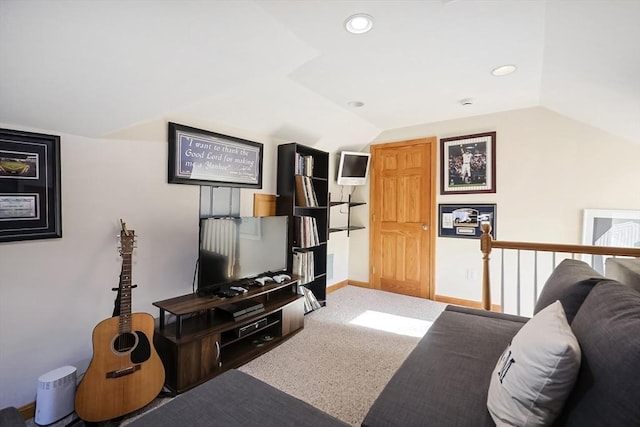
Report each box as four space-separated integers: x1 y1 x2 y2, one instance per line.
605 257 640 292
362 306 526 427
555 280 640 427
534 259 604 323
126 369 349 427
487 301 581 426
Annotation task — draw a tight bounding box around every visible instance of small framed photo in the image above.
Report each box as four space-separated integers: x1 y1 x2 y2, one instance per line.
168 122 263 188
440 131 496 194
438 203 496 239
0 128 61 243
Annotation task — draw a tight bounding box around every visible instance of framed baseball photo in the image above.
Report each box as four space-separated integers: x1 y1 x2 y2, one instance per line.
440 132 496 195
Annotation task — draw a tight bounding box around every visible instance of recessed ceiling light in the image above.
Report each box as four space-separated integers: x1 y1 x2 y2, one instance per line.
348 101 365 108
345 14 373 34
491 65 517 76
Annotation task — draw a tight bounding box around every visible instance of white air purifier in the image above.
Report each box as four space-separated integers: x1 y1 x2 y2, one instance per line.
35 365 77 425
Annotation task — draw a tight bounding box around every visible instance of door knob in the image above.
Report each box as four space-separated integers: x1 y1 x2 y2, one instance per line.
422 224 429 230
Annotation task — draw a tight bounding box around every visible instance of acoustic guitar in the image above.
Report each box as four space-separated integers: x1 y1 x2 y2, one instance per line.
75 220 165 422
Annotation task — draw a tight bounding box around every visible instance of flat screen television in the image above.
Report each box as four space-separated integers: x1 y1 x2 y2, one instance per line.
197 215 288 295
337 151 371 186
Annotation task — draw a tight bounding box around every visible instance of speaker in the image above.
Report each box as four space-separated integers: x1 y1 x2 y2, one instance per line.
35 365 77 425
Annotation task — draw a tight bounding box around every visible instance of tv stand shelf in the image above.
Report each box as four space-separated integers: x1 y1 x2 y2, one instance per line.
152 276 304 393
154 280 298 338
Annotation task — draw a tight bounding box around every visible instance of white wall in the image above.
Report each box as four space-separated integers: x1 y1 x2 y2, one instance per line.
350 106 640 302
0 121 284 409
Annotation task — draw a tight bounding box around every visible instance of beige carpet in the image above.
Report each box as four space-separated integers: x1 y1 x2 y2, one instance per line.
239 285 447 426
26 285 446 427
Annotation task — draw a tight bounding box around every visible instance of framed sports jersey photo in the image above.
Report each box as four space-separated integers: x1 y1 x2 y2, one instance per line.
440 132 496 195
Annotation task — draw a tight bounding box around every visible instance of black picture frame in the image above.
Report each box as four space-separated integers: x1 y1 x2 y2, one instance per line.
168 122 263 188
440 131 496 195
438 203 496 239
0 128 62 243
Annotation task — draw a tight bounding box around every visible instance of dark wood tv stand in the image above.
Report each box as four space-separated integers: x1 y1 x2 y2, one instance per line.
152 277 304 393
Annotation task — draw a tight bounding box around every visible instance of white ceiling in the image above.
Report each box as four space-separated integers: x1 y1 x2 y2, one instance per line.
1 0 639 151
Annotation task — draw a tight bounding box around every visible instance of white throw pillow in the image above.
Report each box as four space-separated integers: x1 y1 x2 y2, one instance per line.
487 300 581 427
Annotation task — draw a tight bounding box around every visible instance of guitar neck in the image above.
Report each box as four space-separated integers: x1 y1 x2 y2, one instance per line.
119 252 133 334
118 224 136 335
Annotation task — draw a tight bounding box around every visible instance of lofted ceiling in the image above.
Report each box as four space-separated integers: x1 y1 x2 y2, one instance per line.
1 0 639 151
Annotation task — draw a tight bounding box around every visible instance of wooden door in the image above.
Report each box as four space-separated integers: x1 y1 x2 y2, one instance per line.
370 138 436 298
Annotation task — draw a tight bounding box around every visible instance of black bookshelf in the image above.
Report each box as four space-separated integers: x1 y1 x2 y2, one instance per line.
276 143 329 306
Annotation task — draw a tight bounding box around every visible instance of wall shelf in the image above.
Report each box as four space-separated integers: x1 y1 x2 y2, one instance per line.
329 195 366 237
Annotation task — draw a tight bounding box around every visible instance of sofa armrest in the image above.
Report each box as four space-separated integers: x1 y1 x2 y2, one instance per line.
445 305 529 324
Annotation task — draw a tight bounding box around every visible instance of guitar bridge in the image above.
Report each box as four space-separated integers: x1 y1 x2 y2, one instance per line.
106 364 141 378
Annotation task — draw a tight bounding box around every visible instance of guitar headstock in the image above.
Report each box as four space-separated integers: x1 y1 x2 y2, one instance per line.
119 219 136 256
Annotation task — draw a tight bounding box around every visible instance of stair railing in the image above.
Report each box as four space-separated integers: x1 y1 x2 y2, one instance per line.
480 223 640 314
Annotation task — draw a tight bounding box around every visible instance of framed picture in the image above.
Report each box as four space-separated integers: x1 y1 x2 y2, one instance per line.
582 208 640 273
438 203 496 239
168 122 263 188
440 131 496 194
0 128 61 243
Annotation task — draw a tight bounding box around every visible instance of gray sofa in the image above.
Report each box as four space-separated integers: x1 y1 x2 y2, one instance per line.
363 258 640 427
0 407 24 427
127 369 349 427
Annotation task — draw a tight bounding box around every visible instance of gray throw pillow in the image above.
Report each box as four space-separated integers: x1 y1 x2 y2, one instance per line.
534 259 603 324
555 281 640 426
487 301 581 426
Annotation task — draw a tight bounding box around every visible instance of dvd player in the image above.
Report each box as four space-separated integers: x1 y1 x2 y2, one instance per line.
237 318 268 337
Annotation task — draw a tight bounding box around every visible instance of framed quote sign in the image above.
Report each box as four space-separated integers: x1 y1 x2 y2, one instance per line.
168 122 263 188
0 128 62 243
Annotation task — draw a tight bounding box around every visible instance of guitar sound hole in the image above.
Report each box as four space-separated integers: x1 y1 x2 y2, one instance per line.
113 332 138 353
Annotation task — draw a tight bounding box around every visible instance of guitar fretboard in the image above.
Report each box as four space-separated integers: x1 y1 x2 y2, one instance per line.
118 226 135 336
119 252 132 334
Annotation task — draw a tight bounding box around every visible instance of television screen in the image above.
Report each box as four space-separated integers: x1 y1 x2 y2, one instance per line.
198 216 288 294
337 151 371 185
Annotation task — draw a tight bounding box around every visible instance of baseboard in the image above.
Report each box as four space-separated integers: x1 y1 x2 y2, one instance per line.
435 294 501 312
327 279 371 294
346 280 370 289
18 401 35 420
327 280 348 293
329 284 502 312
